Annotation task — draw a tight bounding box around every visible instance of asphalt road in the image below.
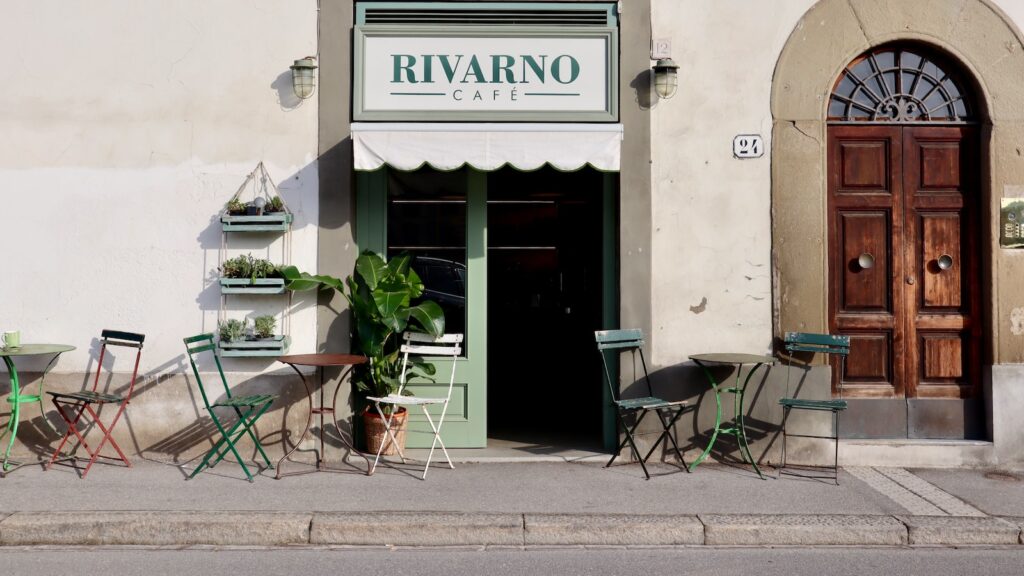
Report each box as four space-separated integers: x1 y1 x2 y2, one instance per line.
2 547 1024 576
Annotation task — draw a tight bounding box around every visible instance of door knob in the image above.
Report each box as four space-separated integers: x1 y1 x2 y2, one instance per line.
906 275 916 285
937 254 954 271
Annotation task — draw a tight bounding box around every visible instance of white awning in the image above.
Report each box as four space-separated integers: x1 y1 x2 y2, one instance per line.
351 123 623 172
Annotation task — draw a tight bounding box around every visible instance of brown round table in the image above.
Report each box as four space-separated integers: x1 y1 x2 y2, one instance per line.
275 353 369 478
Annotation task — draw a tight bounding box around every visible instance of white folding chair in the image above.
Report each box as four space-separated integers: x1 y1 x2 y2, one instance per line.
367 332 463 479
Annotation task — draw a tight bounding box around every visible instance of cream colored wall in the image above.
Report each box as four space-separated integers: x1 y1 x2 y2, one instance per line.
648 0 816 365
650 0 1024 368
0 1 319 375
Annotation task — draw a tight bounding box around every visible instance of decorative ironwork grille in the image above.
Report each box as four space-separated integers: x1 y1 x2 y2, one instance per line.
829 46 973 122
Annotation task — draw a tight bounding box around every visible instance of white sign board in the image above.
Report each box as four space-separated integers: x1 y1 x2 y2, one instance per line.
733 134 764 158
354 27 617 122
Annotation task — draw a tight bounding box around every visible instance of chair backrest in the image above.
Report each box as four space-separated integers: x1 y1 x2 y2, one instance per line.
92 329 145 401
783 332 850 399
397 332 463 399
183 333 231 411
594 329 652 403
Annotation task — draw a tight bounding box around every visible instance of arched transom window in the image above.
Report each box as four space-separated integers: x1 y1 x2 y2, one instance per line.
829 46 974 122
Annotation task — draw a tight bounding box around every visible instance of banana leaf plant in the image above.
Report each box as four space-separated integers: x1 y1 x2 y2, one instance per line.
278 251 445 413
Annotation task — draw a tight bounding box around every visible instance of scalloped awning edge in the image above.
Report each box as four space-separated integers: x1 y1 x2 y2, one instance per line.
352 123 623 172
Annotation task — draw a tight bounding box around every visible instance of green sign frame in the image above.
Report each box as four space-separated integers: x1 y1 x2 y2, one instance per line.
353 24 619 122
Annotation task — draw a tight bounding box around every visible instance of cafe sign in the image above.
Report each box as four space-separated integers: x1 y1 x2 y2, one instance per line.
354 26 618 122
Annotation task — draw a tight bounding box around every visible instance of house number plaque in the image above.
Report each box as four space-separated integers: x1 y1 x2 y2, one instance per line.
733 134 764 159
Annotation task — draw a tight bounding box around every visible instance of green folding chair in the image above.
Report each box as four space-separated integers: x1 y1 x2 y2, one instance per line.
183 333 277 482
595 329 692 480
777 332 850 485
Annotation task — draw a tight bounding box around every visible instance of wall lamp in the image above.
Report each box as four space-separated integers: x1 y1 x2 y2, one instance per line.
290 57 318 100
653 58 679 100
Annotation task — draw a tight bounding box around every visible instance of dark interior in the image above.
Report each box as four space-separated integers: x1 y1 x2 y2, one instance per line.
486 166 605 449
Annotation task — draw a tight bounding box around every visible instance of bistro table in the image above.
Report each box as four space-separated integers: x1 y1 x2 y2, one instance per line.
1 343 76 476
275 353 370 478
688 353 775 479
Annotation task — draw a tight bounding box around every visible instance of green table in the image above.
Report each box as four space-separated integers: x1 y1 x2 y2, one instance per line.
1 344 75 475
688 353 775 479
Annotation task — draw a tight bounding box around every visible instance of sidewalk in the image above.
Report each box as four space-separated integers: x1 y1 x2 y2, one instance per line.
1 457 1023 547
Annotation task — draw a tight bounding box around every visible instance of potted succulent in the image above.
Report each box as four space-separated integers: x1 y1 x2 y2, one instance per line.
253 314 277 339
218 318 248 344
279 250 445 454
219 254 285 294
218 314 290 357
220 163 294 231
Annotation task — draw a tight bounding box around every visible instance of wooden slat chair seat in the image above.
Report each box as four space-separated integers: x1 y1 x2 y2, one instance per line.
367 332 463 480
369 395 446 407
46 329 146 478
595 329 693 480
215 394 277 409
617 397 689 411
778 398 847 411
50 391 125 404
183 333 277 483
777 331 850 485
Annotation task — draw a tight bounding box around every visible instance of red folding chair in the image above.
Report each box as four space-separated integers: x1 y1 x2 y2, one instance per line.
46 330 144 478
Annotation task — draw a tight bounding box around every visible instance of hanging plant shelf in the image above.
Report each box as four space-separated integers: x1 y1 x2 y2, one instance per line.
220 161 293 232
219 277 287 294
219 335 291 357
221 212 294 232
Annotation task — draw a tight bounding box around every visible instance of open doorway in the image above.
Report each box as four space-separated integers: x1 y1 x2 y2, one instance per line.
486 166 608 450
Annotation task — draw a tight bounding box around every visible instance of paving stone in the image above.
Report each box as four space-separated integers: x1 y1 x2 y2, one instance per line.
700 514 908 546
0 511 311 546
1002 517 1024 544
524 513 703 546
311 511 523 546
899 515 1021 545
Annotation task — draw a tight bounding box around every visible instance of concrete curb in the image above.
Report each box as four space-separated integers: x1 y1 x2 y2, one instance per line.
0 512 1022 547
311 512 523 546
700 514 908 546
524 513 703 546
898 515 1021 545
0 512 311 546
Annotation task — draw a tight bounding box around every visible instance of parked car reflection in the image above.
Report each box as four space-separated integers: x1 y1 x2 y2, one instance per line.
412 256 466 336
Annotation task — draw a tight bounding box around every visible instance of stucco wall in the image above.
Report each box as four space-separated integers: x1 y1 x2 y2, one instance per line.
0 1 320 378
648 1 817 366
650 0 1024 366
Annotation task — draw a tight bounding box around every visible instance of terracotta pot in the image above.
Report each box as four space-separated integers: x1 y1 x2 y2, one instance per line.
363 407 408 456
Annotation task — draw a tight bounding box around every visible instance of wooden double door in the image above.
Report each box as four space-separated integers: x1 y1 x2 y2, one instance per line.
828 125 983 436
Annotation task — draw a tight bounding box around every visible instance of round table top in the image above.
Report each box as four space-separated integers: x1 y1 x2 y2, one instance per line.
277 353 368 368
0 344 76 357
690 353 775 365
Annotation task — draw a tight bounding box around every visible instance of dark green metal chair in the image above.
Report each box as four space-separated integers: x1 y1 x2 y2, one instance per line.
595 329 692 480
777 332 850 485
183 333 277 482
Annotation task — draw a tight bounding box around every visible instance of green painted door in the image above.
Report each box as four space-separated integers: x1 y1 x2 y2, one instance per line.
357 168 488 447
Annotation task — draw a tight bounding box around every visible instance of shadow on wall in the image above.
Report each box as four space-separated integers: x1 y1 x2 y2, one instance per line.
628 68 654 111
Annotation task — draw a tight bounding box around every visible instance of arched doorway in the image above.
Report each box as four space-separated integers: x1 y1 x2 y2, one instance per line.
826 44 984 438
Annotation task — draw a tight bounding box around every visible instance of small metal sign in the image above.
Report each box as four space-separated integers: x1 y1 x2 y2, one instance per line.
733 134 764 159
1001 198 1024 248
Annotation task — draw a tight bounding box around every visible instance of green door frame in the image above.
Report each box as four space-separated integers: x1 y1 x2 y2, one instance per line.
356 167 617 449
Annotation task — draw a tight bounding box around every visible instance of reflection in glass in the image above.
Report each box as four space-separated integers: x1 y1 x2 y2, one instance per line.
387 168 467 340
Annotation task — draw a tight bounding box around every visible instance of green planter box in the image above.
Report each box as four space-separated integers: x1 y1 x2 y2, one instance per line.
219 277 286 294
219 335 291 357
221 212 294 232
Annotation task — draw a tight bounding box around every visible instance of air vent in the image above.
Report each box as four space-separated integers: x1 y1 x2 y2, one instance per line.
363 8 610 26
357 2 617 27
